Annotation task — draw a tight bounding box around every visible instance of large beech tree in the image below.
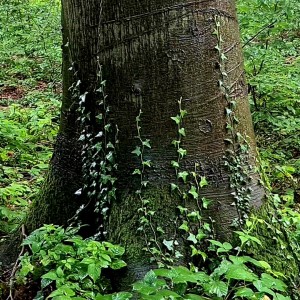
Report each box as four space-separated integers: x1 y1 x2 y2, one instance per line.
1 0 299 290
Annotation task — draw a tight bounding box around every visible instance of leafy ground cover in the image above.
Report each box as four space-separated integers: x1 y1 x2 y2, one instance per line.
0 0 61 235
238 0 300 200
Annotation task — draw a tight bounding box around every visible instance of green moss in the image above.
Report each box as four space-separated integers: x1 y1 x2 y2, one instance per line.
108 185 186 288
109 186 181 261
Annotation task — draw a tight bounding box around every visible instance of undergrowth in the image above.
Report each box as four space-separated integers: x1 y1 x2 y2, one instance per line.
0 0 61 235
238 0 300 198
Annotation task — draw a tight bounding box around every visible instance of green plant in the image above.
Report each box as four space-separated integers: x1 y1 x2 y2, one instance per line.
131 229 290 300
0 98 59 234
17 224 127 299
0 0 61 235
237 0 300 196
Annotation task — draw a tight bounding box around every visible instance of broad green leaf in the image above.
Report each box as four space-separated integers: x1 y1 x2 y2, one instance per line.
88 263 100 282
203 280 228 297
184 294 207 300
225 264 258 282
235 287 255 297
41 271 58 281
110 260 127 270
112 292 133 300
261 273 287 292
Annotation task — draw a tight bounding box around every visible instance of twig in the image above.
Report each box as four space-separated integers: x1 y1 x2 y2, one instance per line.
6 225 27 300
242 19 277 48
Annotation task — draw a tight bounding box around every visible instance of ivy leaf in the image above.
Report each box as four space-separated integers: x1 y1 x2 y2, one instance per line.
187 233 197 244
189 186 198 199
201 197 211 209
171 160 179 168
163 239 174 251
178 171 189 183
131 146 141 157
132 169 141 175
178 148 187 158
180 109 187 118
142 160 152 167
179 221 189 232
179 128 186 136
200 176 208 188
142 139 151 148
171 183 179 191
171 115 181 124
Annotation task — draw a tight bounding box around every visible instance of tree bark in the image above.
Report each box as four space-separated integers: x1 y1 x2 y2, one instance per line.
96 0 265 286
4 0 299 293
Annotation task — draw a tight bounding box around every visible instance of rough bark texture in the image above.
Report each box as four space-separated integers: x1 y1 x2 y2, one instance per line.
96 0 266 286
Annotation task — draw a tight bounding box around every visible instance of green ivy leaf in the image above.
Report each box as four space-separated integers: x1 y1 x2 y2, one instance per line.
142 139 151 148
171 160 179 168
199 176 208 188
179 128 186 136
187 233 197 244
132 169 141 175
131 146 141 157
171 115 181 124
189 186 198 199
179 221 189 232
163 239 174 251
201 197 210 209
178 171 189 183
177 148 187 158
171 183 179 191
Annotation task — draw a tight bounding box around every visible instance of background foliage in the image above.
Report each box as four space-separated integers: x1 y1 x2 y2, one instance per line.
0 0 61 234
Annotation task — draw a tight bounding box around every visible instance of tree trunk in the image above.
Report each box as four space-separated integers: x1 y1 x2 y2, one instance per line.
96 0 265 281
2 0 299 294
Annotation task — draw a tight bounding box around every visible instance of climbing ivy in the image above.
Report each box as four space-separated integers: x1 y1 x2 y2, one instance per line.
214 15 253 225
73 63 118 238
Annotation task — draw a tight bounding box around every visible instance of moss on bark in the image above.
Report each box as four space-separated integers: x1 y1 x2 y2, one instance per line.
108 185 187 289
